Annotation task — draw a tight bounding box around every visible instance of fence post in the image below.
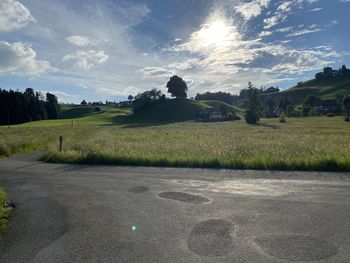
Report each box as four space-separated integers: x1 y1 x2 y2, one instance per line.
59 136 64 152
7 109 10 129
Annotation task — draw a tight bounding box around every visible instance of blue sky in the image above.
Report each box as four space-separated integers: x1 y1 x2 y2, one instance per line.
0 0 349 103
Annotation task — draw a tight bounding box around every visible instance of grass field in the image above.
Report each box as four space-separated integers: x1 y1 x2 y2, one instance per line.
1 105 349 171
0 187 11 235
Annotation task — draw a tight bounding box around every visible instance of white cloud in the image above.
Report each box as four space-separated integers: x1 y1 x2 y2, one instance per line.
62 50 109 70
0 0 35 31
263 0 320 29
286 24 322 37
164 10 346 94
65 35 97 47
258 31 273 37
234 0 271 20
140 67 174 78
308 7 323 12
0 41 56 75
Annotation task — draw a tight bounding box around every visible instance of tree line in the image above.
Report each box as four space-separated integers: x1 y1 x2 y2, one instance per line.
0 88 60 125
194 86 279 103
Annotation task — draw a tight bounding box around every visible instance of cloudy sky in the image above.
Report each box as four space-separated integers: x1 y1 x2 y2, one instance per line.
0 0 349 103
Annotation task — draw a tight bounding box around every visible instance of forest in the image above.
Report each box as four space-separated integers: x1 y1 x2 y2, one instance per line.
0 88 60 125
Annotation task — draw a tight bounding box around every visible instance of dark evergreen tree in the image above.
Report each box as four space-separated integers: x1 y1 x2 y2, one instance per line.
0 88 60 125
45 93 60 119
244 82 262 124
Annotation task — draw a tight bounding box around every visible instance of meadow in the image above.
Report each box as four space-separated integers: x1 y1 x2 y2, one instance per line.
1 107 349 171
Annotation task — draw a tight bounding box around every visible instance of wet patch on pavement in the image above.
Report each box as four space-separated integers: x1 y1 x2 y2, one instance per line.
187 219 234 257
158 192 209 203
255 234 337 261
111 241 164 263
128 186 149 193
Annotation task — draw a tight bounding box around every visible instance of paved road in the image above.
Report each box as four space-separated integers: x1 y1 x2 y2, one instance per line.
1 153 350 263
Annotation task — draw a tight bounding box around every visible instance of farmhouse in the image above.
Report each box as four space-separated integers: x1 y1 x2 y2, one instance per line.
209 110 223 120
314 99 340 113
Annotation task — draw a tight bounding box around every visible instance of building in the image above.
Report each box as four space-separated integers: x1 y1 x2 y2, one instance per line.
314 99 340 113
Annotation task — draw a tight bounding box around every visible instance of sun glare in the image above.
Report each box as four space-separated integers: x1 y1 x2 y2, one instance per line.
199 20 232 47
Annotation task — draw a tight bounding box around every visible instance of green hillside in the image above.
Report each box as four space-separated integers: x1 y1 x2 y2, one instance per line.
201 100 245 115
133 98 211 121
260 75 350 104
59 106 102 119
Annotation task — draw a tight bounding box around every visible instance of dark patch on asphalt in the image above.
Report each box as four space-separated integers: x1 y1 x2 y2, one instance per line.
158 192 210 203
111 241 164 262
128 186 149 193
255 235 338 261
187 219 234 257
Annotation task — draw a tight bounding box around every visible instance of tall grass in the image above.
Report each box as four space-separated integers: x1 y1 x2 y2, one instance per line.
43 116 350 171
1 108 349 171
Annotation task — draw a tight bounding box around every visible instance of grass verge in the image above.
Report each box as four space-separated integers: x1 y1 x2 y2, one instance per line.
43 152 350 171
0 187 12 235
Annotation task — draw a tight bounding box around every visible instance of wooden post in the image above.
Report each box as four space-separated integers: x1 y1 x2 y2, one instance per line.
59 136 63 152
7 109 10 129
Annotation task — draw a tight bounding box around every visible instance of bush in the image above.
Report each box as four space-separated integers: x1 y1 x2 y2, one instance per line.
279 112 286 123
245 112 259 124
326 113 335 117
0 187 12 234
309 108 318 116
94 107 101 112
345 115 350 122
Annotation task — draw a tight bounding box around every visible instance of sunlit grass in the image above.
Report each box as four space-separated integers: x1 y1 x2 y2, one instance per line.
43 116 350 171
1 108 349 171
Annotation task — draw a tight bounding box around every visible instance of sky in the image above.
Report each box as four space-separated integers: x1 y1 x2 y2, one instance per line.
0 0 349 103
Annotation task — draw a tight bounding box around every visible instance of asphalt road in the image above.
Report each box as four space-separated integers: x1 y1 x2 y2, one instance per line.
1 153 350 263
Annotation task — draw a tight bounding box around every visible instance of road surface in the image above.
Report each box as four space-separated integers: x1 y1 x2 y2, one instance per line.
1 153 350 262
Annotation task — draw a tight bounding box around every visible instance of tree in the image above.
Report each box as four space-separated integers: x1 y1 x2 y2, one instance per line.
343 95 350 121
341 65 347 75
303 95 320 107
166 75 188 98
244 82 262 124
0 88 60 125
278 97 292 114
286 105 295 117
81 100 87 106
264 98 275 117
132 89 163 113
46 93 60 119
128 95 134 101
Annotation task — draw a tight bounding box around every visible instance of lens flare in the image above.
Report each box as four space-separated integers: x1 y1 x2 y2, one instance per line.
131 225 137 232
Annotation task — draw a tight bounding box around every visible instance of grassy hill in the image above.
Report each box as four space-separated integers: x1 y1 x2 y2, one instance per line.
260 75 350 104
201 100 245 115
132 98 211 122
59 106 97 119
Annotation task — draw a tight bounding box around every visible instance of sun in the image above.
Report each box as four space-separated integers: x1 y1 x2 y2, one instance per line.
198 20 232 47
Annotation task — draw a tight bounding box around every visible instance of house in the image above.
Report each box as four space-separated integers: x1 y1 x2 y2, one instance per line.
209 110 223 120
314 99 340 113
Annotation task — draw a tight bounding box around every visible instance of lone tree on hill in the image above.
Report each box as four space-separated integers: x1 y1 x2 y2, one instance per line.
128 95 134 101
166 75 188 98
81 100 87 105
